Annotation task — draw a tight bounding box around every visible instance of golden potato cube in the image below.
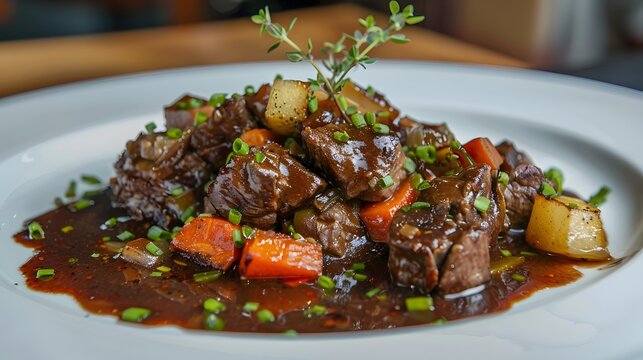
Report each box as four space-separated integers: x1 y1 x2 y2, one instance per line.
265 79 310 136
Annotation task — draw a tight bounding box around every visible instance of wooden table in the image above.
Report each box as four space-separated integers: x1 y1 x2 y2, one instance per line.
0 4 526 98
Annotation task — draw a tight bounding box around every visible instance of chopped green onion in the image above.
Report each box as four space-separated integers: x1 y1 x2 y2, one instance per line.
102 236 111 242
193 270 221 283
500 249 512 257
498 171 509 185
81 174 101 185
511 273 527 282
105 217 118 227
284 137 296 149
170 187 184 197
351 262 366 271
405 296 433 312
180 205 195 223
116 231 135 241
282 329 298 337
232 229 245 248
353 273 367 281
188 98 204 109
417 181 431 191
194 111 208 127
198 212 212 218
568 202 579 209
36 268 55 279
303 305 327 317
450 140 462 151
203 298 226 313
241 225 255 239
256 309 275 323
54 196 64 207
365 288 381 298
410 173 424 190
411 201 430 209
171 226 183 237
520 251 539 257
372 123 390 135
544 168 564 194
145 122 157 133
588 186 610 207
432 317 448 325
65 180 77 198
232 138 250 156
203 313 225 331
225 152 234 164
145 242 164 256
366 85 375 96
173 259 187 266
61 225 74 234
147 226 172 241
404 157 416 173
28 221 45 240
203 179 214 192
243 301 260 312
255 152 266 163
474 196 491 213
244 85 255 96
67 258 78 265
73 199 93 210
166 128 183 139
345 106 358 115
176 100 188 110
209 93 227 107
351 113 366 128
274 74 283 81
307 96 318 113
540 183 557 198
150 271 163 277
156 266 171 273
333 130 350 143
416 145 437 164
90 253 100 258
228 209 242 225
377 175 394 189
376 111 390 118
121 307 151 323
82 190 102 199
336 95 348 111
365 112 376 126
317 275 335 290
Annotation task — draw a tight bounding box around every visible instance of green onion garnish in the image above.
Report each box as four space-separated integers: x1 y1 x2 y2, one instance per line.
307 95 318 113
405 296 433 312
204 313 225 331
102 236 111 242
145 122 157 133
171 226 182 237
156 266 171 273
365 288 381 298
150 271 162 277
520 251 538 257
73 199 93 210
147 226 172 241
241 225 255 239
116 231 135 241
372 123 390 135
588 186 610 207
54 197 64 207
244 85 255 96
67 258 78 265
170 187 184 197
121 307 151 323
80 174 101 185
203 179 214 192
203 298 226 313
28 221 45 240
544 167 564 194
180 205 195 223
65 180 77 198
145 242 164 256
411 201 430 209
90 253 100 258
243 302 260 312
317 275 335 290
351 113 367 128
345 106 357 115
188 98 204 109
232 138 250 156
511 273 527 282
366 85 375 96
365 112 376 126
351 262 366 271
228 209 242 225
36 268 55 279
333 130 350 143
194 111 208 127
416 145 437 164
404 157 416 173
353 273 367 281
255 152 266 163
193 270 221 283
61 225 74 234
82 190 102 199
209 93 227 107
474 196 491 213
417 181 431 191
232 229 245 248
540 183 557 198
256 309 275 323
105 217 118 227
377 175 394 189
283 329 298 337
498 171 509 185
303 305 327 317
166 128 183 139
336 95 348 111
500 249 512 257
376 111 390 118
410 173 424 190
176 101 188 110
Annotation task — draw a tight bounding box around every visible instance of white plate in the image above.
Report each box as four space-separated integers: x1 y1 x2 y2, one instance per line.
1 61 642 360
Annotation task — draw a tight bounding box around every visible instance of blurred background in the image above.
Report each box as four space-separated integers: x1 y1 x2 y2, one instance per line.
1 0 642 92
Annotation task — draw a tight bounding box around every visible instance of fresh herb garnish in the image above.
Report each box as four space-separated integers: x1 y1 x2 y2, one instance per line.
588 186 610 207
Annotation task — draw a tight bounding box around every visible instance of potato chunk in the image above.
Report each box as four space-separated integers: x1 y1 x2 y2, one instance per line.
265 79 310 136
526 194 610 260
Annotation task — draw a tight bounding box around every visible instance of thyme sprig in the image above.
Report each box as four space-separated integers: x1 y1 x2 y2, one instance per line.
251 1 424 101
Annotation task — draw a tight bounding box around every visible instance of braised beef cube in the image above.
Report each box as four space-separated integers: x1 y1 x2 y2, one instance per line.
496 141 532 173
164 94 214 130
111 129 211 227
438 229 491 294
302 123 405 202
245 83 271 124
191 96 257 169
302 99 346 129
292 189 365 257
208 142 326 229
397 117 454 149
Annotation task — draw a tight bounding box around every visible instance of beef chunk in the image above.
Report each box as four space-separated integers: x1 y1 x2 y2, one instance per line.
245 83 271 124
292 189 365 257
190 96 258 169
496 141 550 229
208 142 326 229
388 164 504 294
397 117 454 149
302 123 405 202
111 130 211 227
164 94 214 130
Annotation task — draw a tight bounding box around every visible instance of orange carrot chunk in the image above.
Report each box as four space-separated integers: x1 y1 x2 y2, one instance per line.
239 231 322 279
171 217 240 271
239 128 280 148
360 178 419 242
462 137 504 170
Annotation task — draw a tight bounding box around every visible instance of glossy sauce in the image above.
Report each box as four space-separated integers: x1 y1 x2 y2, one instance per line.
14 192 589 333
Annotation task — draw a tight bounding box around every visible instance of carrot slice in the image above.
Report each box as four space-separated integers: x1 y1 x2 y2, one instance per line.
239 231 322 279
462 137 503 169
239 128 280 148
171 217 240 271
359 178 419 242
